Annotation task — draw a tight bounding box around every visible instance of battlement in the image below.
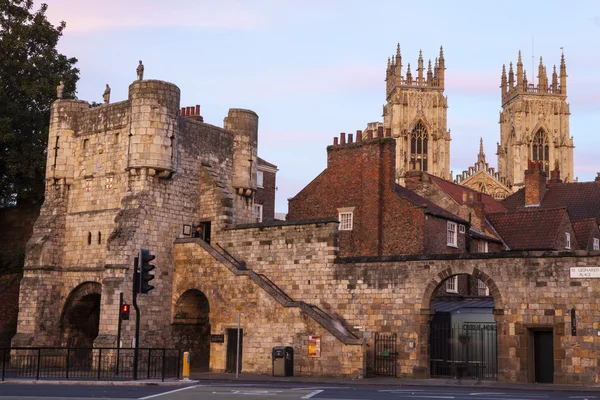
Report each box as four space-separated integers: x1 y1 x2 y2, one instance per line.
501 51 567 106
385 44 445 99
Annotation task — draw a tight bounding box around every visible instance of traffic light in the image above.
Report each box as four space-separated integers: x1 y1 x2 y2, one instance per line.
139 248 155 294
121 303 130 320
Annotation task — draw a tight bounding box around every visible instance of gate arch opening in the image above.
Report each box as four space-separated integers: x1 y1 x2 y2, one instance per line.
60 282 102 348
422 268 501 380
173 289 211 371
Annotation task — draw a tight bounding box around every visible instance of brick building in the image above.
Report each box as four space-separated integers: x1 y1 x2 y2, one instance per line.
288 132 468 257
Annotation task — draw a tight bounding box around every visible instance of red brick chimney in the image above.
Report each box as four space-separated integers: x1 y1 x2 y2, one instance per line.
524 160 547 206
548 160 562 184
404 170 426 191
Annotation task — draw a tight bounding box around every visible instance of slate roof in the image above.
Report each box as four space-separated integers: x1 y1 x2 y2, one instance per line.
428 174 507 213
503 182 600 222
432 298 495 313
395 184 468 224
486 208 570 250
257 157 278 169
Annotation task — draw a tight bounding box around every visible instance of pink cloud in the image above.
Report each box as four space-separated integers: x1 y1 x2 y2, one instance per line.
43 0 267 32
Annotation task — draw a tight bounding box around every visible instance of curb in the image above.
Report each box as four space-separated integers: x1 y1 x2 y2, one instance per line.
0 379 198 386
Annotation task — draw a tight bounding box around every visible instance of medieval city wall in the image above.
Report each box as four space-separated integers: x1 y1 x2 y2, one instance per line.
221 223 600 384
173 240 365 377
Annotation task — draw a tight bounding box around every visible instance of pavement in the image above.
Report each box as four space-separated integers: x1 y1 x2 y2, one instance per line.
2 371 600 393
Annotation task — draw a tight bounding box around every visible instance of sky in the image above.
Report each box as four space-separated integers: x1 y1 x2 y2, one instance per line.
41 0 600 213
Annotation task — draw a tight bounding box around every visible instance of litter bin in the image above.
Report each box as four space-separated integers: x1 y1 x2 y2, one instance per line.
272 346 293 377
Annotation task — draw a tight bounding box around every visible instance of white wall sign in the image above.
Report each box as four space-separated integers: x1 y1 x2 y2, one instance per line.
570 267 600 278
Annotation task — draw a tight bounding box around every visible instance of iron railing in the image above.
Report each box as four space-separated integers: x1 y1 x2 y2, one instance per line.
1 347 181 381
430 322 498 380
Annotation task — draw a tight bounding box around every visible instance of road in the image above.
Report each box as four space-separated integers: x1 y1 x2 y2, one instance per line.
0 382 598 400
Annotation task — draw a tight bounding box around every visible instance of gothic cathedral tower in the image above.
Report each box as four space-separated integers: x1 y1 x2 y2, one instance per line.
498 51 574 189
383 44 451 185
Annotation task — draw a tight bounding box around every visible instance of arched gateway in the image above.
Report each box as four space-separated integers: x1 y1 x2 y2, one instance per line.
59 282 102 348
172 289 211 371
420 267 503 380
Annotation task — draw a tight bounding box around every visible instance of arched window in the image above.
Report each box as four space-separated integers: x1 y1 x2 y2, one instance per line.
87 232 92 245
531 130 549 175
410 122 428 171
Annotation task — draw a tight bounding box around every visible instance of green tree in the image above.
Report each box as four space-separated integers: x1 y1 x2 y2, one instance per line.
0 0 79 206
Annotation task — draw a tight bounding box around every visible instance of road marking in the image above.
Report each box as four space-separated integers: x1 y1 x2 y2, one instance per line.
380 389 425 392
302 390 324 399
212 390 283 396
293 386 348 390
138 385 197 399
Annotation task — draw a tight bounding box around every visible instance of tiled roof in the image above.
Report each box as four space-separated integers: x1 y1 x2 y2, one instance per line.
257 157 278 169
572 218 597 249
395 184 468 224
503 182 600 222
486 208 569 250
427 174 507 213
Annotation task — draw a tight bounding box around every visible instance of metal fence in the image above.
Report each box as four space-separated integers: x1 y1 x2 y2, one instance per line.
374 333 397 376
1 347 181 381
430 322 498 380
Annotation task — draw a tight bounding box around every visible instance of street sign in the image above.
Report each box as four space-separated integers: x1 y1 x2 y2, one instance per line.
235 305 243 311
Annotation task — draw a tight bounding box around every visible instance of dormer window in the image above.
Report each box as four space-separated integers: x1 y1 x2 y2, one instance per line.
565 232 571 250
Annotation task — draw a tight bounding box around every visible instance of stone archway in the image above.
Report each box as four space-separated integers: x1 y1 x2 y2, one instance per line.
172 289 211 371
59 282 102 348
418 267 503 380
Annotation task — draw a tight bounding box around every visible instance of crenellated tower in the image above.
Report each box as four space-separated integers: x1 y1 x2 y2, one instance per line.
383 44 451 185
498 50 574 190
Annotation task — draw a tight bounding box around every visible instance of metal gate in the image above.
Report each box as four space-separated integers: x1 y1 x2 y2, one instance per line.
430 322 497 380
374 333 397 376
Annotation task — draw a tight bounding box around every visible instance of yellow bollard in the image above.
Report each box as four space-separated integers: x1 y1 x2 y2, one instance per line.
182 351 190 381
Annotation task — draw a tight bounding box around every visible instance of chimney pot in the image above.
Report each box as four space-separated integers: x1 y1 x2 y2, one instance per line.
348 133 353 144
356 130 362 142
340 132 346 145
196 105 200 116
186 107 191 117
333 137 338 146
181 107 186 116
377 126 384 138
367 129 373 140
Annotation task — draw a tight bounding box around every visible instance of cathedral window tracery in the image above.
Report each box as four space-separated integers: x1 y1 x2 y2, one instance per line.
409 122 428 171
531 130 550 175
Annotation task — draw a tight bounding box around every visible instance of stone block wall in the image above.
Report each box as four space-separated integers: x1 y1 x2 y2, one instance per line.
172 240 365 377
220 223 600 384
